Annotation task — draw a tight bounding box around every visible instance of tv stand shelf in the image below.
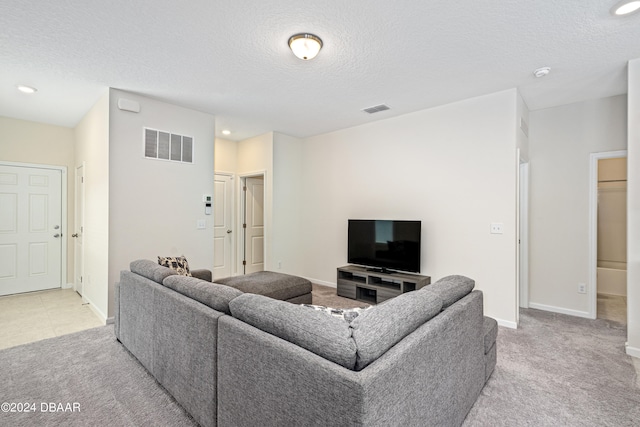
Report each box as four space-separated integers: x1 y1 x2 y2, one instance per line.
337 265 430 304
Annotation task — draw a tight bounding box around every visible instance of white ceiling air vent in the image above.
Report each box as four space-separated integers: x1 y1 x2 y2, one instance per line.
144 128 193 163
362 104 390 114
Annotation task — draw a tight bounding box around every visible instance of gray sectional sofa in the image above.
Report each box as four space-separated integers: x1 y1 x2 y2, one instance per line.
115 259 497 427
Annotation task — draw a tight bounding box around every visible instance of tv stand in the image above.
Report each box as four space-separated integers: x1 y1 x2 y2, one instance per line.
366 267 394 274
337 265 430 304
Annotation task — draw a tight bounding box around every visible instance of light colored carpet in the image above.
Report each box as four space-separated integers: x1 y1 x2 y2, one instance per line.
1 296 638 426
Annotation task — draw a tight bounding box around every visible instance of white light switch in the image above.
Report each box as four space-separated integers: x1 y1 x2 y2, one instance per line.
197 219 206 229
490 223 504 234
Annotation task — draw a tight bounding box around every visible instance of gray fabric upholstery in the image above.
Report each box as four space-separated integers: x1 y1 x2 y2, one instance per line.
350 289 442 370
130 259 177 284
483 316 498 354
217 291 485 427
229 293 357 369
424 274 475 308
117 271 157 372
485 342 497 382
114 281 120 340
483 316 498 383
191 268 212 282
153 284 222 427
216 271 312 301
163 275 243 315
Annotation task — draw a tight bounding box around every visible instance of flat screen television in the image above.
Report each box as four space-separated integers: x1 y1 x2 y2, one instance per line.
348 219 421 273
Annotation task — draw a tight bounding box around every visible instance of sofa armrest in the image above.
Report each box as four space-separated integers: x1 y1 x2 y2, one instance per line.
191 269 212 282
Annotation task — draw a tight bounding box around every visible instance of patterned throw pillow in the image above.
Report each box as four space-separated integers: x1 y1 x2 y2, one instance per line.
158 256 192 277
301 304 371 323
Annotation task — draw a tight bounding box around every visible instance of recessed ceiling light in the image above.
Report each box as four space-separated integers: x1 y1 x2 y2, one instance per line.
611 0 640 15
533 67 551 78
17 85 37 94
221 130 231 136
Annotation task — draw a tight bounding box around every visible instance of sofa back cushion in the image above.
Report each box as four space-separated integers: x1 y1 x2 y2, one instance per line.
130 259 177 284
163 275 243 315
229 293 357 369
423 275 475 308
350 290 442 371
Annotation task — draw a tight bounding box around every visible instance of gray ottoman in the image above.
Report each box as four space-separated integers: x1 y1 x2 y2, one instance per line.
215 271 312 304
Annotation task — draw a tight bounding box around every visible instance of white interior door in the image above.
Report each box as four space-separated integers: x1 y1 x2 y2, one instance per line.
0 164 62 296
213 174 233 280
74 165 85 297
244 176 264 274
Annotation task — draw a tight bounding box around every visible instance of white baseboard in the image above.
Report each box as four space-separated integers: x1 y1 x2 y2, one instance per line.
496 318 518 329
305 277 336 288
626 343 640 359
63 282 73 289
528 302 593 319
106 317 115 325
82 295 108 325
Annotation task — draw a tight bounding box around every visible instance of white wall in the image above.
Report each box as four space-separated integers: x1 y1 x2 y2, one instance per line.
272 132 304 276
528 95 627 317
214 138 237 174
107 89 216 318
627 58 640 358
0 116 76 285
75 91 110 321
273 89 521 326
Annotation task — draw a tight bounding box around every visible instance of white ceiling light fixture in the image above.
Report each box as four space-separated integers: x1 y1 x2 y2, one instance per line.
221 129 231 136
17 85 37 94
611 0 640 15
533 67 551 78
288 33 323 60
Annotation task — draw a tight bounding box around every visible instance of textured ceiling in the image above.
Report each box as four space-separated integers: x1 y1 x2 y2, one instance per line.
1 1 639 141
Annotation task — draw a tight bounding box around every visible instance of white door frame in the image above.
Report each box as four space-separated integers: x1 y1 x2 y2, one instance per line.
0 160 68 289
74 163 85 300
213 172 235 279
588 150 627 319
519 160 530 310
238 171 266 275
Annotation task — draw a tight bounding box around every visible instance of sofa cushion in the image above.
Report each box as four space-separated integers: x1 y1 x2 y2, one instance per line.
423 275 475 308
349 290 442 371
216 271 312 301
300 304 371 323
130 259 177 284
158 255 192 276
163 275 243 315
229 293 357 369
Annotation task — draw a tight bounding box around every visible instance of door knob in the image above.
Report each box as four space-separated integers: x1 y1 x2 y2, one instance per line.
227 229 232 234
72 233 78 238
53 233 60 238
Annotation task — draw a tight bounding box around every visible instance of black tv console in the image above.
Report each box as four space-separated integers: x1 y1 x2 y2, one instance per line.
336 265 431 304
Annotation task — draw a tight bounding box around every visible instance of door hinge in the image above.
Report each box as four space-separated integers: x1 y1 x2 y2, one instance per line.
242 260 246 266
243 186 247 191
80 276 83 283
243 223 247 229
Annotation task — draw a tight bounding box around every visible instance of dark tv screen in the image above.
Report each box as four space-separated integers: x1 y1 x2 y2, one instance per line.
348 220 421 273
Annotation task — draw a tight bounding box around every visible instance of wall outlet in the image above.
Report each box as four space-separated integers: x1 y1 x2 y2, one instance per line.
490 223 504 234
578 283 586 294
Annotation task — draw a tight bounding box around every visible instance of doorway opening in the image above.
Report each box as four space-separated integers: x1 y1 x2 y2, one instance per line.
213 173 234 280
240 174 265 275
0 161 67 296
589 151 627 322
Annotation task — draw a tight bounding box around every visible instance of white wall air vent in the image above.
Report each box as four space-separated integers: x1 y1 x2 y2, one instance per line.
362 104 390 114
144 128 193 163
